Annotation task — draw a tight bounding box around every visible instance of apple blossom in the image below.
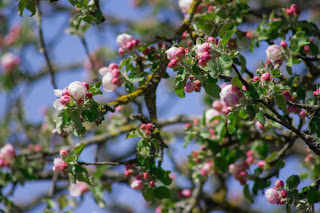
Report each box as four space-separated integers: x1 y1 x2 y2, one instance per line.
179 0 193 13
253 76 260 82
181 189 192 197
59 149 68 157
184 81 196 93
212 100 223 111
168 59 179 68
165 47 178 60
219 85 242 107
280 190 287 198
265 188 280 204
266 45 283 62
0 144 16 159
257 160 267 169
68 81 88 100
280 40 287 48
52 158 67 173
69 182 89 197
274 180 284 190
131 180 144 190
116 33 133 49
59 95 70 105
205 108 221 127
102 72 118 92
0 53 20 72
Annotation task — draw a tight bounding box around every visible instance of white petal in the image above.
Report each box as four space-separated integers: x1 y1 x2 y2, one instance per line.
54 89 62 98
53 99 65 111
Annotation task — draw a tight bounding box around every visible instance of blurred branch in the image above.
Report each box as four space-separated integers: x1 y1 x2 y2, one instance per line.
36 0 57 89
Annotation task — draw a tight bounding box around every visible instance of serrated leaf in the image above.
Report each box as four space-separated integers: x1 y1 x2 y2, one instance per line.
286 175 300 190
154 186 171 199
126 130 139 139
204 77 221 98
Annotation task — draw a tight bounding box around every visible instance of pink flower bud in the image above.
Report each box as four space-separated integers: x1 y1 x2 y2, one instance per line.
299 110 307 119
184 81 196 93
313 89 320 97
265 188 280 204
126 41 134 50
124 170 133 177
280 40 287 48
181 189 192 197
112 78 121 87
266 45 283 62
69 181 88 197
280 190 287 198
198 59 207 67
116 33 133 49
59 95 70 105
0 53 20 72
86 92 92 99
275 180 284 189
182 31 188 40
200 51 211 61
68 81 88 100
200 162 213 177
60 149 68 157
131 180 144 190
82 82 89 91
52 158 67 173
304 45 310 54
257 160 267 169
255 121 264 130
135 174 143 180
118 48 125 55
143 172 150 179
246 156 255 165
220 84 240 107
131 39 140 47
286 8 294 15
309 37 314 43
175 47 186 59
246 150 253 157
109 63 119 70
149 180 155 188
112 69 121 78
261 72 271 82
155 206 162 213
290 4 300 16
253 76 260 82
168 59 179 68
207 36 214 42
0 144 16 159
288 105 298 113
185 123 192 129
246 31 252 38
62 88 70 96
212 100 223 111
165 47 178 60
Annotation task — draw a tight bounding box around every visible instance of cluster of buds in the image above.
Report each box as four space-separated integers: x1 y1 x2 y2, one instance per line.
283 90 308 116
228 162 249 185
3 24 21 46
285 4 300 16
165 46 187 68
53 81 91 111
304 149 315 169
124 164 156 190
194 38 214 67
0 53 20 73
184 75 201 93
99 63 122 92
116 33 140 54
266 45 284 64
140 123 155 134
142 43 166 58
0 144 16 167
246 150 267 169
28 144 42 152
190 149 216 179
219 84 244 108
265 180 287 205
69 181 89 197
52 149 69 173
313 87 320 97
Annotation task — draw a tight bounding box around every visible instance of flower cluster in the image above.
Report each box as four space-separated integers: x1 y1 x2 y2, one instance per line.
53 81 91 111
285 4 300 16
219 84 244 108
184 75 201 93
165 46 187 68
117 33 141 54
265 180 287 205
52 150 68 173
194 38 214 67
0 53 20 73
140 123 155 134
124 164 156 190
99 63 122 92
0 144 16 167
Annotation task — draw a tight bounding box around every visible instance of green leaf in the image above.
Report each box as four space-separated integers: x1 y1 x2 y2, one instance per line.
174 71 188 98
307 186 320 204
126 130 139 139
70 109 86 137
72 164 95 186
275 94 288 114
243 184 254 203
218 54 233 69
142 186 154 202
227 111 237 134
204 77 221 98
82 109 96 122
244 104 256 121
56 110 69 134
248 84 260 100
137 140 151 159
271 69 281 78
231 76 242 88
18 0 36 16
214 156 228 172
220 26 237 47
73 143 86 158
286 175 300 190
255 112 265 126
154 186 171 199
57 194 69 210
158 170 172 186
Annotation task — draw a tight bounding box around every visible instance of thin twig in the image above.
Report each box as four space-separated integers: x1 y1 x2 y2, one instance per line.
36 0 57 89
